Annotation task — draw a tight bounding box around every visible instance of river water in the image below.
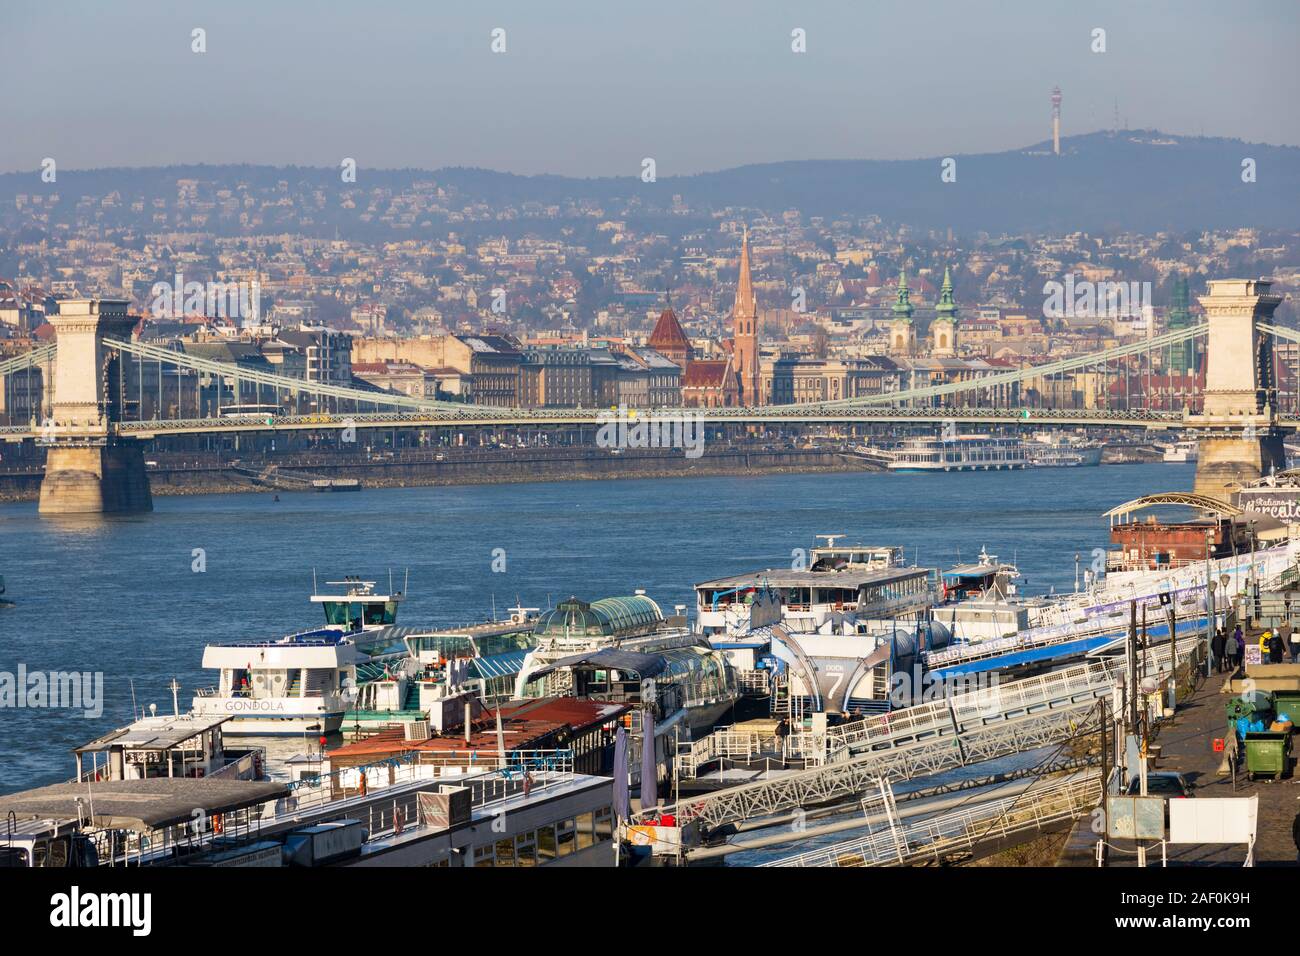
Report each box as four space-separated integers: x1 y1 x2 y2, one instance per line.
0 462 1193 793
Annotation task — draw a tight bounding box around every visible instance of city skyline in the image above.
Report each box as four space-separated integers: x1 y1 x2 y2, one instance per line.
5 0 1299 177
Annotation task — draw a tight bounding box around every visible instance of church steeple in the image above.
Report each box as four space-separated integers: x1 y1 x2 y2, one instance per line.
732 228 760 406
935 266 958 322
931 265 959 357
892 269 914 321
734 228 756 324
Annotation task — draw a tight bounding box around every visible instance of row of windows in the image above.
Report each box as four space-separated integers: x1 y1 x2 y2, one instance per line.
467 806 614 867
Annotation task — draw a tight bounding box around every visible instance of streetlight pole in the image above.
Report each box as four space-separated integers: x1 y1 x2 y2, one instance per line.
1206 528 1215 676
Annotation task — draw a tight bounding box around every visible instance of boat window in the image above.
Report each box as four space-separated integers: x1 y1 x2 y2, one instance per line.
556 819 575 856
494 838 515 866
322 601 353 626
594 807 614 842
537 825 557 862
515 833 537 867
363 602 397 626
575 812 595 849
0 847 30 867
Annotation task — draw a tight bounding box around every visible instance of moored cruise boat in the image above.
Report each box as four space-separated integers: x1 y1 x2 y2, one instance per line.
1161 440 1199 463
192 629 361 735
887 435 1027 472
1025 440 1103 468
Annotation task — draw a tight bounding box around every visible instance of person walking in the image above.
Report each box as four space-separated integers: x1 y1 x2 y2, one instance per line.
1211 627 1228 674
1269 631 1287 664
1233 625 1246 672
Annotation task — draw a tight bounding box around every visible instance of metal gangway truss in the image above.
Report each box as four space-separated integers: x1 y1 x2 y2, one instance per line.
655 702 1101 836
824 641 1185 760
762 772 1102 867
648 641 1193 837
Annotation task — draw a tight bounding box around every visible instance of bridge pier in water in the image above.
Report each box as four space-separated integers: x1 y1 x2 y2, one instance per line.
37 298 153 515
1189 279 1285 503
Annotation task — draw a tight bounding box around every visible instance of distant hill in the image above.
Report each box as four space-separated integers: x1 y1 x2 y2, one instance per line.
2 131 1296 235
434 131 1300 234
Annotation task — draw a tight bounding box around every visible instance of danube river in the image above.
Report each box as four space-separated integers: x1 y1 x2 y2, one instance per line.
0 462 1192 791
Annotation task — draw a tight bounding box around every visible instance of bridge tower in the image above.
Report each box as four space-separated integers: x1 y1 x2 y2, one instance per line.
37 298 153 514
1189 278 1285 503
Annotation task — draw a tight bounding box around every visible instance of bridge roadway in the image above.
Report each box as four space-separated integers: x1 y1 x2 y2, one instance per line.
0 406 1206 442
650 642 1190 839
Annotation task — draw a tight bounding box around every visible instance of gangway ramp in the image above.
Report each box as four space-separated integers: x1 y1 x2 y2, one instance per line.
653 702 1101 836
826 641 1186 759
762 772 1101 867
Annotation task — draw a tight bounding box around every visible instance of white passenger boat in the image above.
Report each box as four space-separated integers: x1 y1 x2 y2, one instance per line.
1026 439 1102 468
192 630 361 735
887 435 1027 472
1161 440 1199 463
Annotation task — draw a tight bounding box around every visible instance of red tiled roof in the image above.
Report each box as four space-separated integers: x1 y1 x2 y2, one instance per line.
682 360 730 387
648 307 689 351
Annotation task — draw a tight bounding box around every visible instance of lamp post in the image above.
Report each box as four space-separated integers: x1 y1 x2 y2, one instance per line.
1074 553 1081 593
1207 580 1217 678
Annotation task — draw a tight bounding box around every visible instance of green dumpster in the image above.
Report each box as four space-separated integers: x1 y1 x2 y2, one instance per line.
1244 732 1291 780
1271 690 1300 720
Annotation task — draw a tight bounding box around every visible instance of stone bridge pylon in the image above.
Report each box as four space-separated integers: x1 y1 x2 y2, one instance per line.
1188 278 1286 503
37 298 152 514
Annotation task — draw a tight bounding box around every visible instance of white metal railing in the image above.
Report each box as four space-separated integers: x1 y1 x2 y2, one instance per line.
763 773 1102 867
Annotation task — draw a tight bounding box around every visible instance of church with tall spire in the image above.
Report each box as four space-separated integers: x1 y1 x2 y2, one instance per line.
930 266 959 357
732 229 761 406
888 269 916 356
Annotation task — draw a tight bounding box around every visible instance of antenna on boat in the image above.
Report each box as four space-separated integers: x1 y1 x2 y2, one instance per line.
404 568 409 595
389 569 394 595
129 678 139 721
312 567 318 595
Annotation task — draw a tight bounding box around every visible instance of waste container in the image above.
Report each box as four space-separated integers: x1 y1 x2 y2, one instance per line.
1271 690 1300 719
1244 731 1291 781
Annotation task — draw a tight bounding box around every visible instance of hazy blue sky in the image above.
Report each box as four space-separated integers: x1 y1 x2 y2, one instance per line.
4 0 1297 176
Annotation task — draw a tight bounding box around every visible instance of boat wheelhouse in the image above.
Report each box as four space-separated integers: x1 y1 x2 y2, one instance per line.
346 612 539 732
192 629 361 735
887 435 1027 472
311 575 403 632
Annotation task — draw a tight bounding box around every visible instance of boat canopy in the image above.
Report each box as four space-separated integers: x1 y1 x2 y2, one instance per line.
532 595 663 640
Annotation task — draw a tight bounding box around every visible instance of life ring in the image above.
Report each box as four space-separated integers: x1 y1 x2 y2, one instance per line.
213 813 224 835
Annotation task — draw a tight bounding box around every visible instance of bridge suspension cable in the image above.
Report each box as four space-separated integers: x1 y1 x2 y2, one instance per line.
819 323 1208 408
106 337 479 414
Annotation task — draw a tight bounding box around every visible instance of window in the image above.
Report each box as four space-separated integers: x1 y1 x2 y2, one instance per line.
516 832 537 867
575 812 595 849
473 844 494 868
594 806 614 842
537 825 557 862
557 819 576 857
494 838 515 867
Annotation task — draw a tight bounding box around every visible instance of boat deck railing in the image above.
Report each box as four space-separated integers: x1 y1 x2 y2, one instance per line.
93 748 576 866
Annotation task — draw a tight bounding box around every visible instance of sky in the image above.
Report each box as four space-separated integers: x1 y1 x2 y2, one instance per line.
3 0 1298 177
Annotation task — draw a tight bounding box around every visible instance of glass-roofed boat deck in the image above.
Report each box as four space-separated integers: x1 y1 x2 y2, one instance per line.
695 566 936 620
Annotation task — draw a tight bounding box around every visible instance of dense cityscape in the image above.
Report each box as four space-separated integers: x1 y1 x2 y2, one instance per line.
2 0 1298 936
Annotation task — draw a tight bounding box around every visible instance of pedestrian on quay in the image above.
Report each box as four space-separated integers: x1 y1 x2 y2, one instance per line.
1269 631 1287 665
1233 625 1246 671
1211 628 1227 674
